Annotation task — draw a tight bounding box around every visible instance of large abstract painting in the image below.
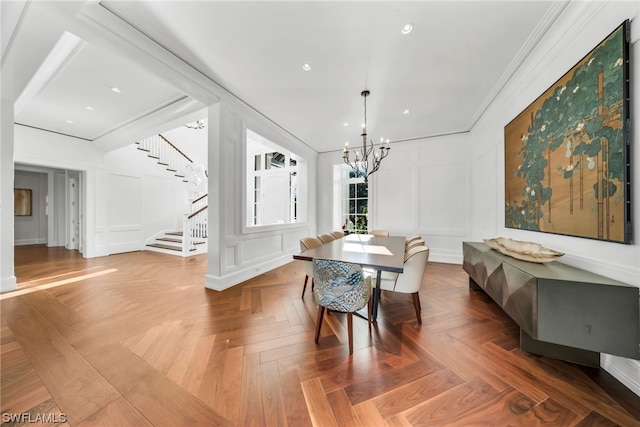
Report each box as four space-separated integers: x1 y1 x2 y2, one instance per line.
504 21 630 243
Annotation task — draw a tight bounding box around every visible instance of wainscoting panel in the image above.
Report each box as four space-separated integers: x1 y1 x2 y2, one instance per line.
224 245 238 270
419 163 468 234
241 234 282 264
375 167 416 232
283 228 314 253
108 174 142 254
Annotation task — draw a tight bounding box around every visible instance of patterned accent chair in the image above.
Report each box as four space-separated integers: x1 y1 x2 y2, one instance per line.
312 259 371 354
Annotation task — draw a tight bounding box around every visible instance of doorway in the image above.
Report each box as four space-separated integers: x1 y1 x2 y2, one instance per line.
14 165 85 254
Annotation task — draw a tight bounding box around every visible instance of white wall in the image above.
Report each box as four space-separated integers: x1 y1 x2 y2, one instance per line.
14 125 108 258
205 101 318 290
469 1 640 395
318 132 473 264
105 142 193 253
13 170 47 245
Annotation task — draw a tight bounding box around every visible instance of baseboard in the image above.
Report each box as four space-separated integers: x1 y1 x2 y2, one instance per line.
1 275 17 293
205 253 293 291
601 354 640 397
108 241 143 255
430 250 462 265
14 238 46 246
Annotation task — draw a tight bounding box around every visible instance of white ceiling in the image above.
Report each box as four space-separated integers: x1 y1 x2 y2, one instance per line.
15 32 186 141
8 1 566 154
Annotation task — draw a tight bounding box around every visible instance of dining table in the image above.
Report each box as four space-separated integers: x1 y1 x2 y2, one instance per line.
293 233 406 321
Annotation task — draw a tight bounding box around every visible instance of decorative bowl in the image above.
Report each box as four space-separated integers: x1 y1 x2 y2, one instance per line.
483 237 564 263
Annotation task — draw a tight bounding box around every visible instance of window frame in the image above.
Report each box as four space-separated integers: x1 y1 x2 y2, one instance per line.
243 127 307 233
334 165 369 234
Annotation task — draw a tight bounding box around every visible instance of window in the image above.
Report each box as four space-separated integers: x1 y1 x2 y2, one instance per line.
247 130 300 227
339 166 368 234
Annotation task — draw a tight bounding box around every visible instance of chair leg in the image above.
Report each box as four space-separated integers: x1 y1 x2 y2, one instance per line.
314 306 326 344
302 275 309 298
411 293 422 325
347 312 354 354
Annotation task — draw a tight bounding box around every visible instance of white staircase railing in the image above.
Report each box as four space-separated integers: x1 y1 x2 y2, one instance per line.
137 134 208 256
191 193 208 213
184 205 208 252
136 134 195 181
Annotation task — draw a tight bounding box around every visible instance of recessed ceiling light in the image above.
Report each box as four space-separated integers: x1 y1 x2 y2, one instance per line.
110 87 122 93
65 120 74 124
401 23 413 35
302 63 311 71
85 106 94 111
342 122 350 127
403 109 410 115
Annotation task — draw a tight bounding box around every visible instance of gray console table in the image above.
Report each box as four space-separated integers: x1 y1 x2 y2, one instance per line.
463 241 639 366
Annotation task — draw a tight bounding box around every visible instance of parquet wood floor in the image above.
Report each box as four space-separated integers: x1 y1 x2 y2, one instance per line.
2 245 639 426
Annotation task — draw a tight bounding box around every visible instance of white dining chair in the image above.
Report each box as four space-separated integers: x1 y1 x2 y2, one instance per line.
318 233 336 243
405 235 421 246
369 229 389 237
300 237 323 298
331 231 345 239
373 246 429 324
405 239 425 252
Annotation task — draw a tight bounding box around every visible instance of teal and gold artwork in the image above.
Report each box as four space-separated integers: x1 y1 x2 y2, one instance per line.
504 21 630 243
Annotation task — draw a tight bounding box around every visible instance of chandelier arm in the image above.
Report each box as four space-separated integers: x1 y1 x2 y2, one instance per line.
343 154 358 172
364 138 375 159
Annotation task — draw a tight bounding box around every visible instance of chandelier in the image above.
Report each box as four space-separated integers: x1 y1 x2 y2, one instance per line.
184 120 206 130
343 90 390 183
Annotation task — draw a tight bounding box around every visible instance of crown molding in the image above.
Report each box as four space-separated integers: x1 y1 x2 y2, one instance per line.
466 1 571 131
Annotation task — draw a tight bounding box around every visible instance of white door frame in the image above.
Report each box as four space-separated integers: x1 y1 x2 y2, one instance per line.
66 172 80 250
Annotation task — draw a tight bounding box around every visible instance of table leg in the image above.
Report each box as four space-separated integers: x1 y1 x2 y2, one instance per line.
372 270 382 322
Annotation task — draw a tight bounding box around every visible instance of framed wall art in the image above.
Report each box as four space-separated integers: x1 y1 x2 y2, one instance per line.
504 20 630 243
14 189 32 216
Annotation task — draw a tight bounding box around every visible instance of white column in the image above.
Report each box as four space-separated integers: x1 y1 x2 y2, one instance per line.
205 104 222 284
1 97 17 292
